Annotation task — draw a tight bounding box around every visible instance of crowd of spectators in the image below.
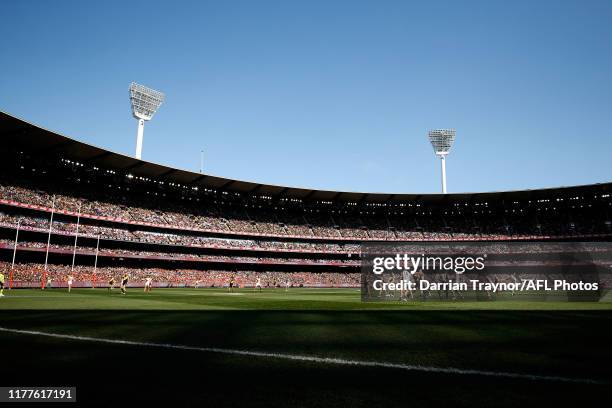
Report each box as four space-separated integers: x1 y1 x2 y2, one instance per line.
0 238 359 265
3 182 606 241
6 261 607 290
0 262 361 288
0 212 359 253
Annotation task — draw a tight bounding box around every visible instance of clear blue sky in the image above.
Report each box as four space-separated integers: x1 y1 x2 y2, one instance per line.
1 0 611 194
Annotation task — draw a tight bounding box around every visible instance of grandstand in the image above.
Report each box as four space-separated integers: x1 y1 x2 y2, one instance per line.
0 111 610 289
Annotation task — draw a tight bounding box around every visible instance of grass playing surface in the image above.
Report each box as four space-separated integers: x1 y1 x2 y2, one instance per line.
2 287 612 310
1 288 611 407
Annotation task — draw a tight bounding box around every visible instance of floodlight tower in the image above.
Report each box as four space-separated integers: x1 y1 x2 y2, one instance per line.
428 129 456 194
129 82 165 159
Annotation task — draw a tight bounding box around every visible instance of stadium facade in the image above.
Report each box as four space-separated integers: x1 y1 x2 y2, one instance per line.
0 111 610 288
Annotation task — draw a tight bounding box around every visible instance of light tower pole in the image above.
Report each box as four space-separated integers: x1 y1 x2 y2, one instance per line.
428 129 456 194
129 82 165 160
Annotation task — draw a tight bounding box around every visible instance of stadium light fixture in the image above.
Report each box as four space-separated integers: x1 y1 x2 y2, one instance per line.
428 129 456 194
129 82 165 159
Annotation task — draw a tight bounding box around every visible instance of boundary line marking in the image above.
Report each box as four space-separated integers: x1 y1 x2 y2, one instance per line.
0 326 605 384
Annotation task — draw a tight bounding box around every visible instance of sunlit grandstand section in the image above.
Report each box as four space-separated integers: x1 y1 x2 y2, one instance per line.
0 111 610 288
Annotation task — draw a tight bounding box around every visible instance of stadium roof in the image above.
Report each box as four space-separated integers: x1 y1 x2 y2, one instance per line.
1 110 610 204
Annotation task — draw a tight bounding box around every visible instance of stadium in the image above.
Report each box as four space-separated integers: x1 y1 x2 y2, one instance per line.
0 111 610 289
0 110 611 406
2 2 612 407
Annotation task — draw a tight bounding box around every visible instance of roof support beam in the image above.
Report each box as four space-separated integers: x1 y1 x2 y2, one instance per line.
276 187 289 197
190 175 208 185
158 169 177 178
303 190 316 200
85 151 113 163
39 140 75 154
218 180 235 190
123 161 146 171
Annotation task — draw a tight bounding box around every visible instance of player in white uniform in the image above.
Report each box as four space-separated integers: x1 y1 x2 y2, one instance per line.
285 280 291 291
144 277 152 292
401 270 414 301
255 277 262 292
67 275 74 293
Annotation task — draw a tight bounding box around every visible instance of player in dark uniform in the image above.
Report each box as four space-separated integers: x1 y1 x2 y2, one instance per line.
120 274 129 295
108 277 115 292
228 275 235 293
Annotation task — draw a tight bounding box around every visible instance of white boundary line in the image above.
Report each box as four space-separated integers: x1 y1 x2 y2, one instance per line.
0 326 605 384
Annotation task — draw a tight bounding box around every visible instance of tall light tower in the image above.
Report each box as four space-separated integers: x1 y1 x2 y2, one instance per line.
129 82 165 160
428 129 456 194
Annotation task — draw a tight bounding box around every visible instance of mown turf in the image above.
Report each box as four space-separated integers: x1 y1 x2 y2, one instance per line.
0 288 611 407
2 287 612 310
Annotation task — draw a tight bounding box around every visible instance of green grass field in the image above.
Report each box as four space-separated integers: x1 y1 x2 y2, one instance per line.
1 288 611 407
2 287 612 310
